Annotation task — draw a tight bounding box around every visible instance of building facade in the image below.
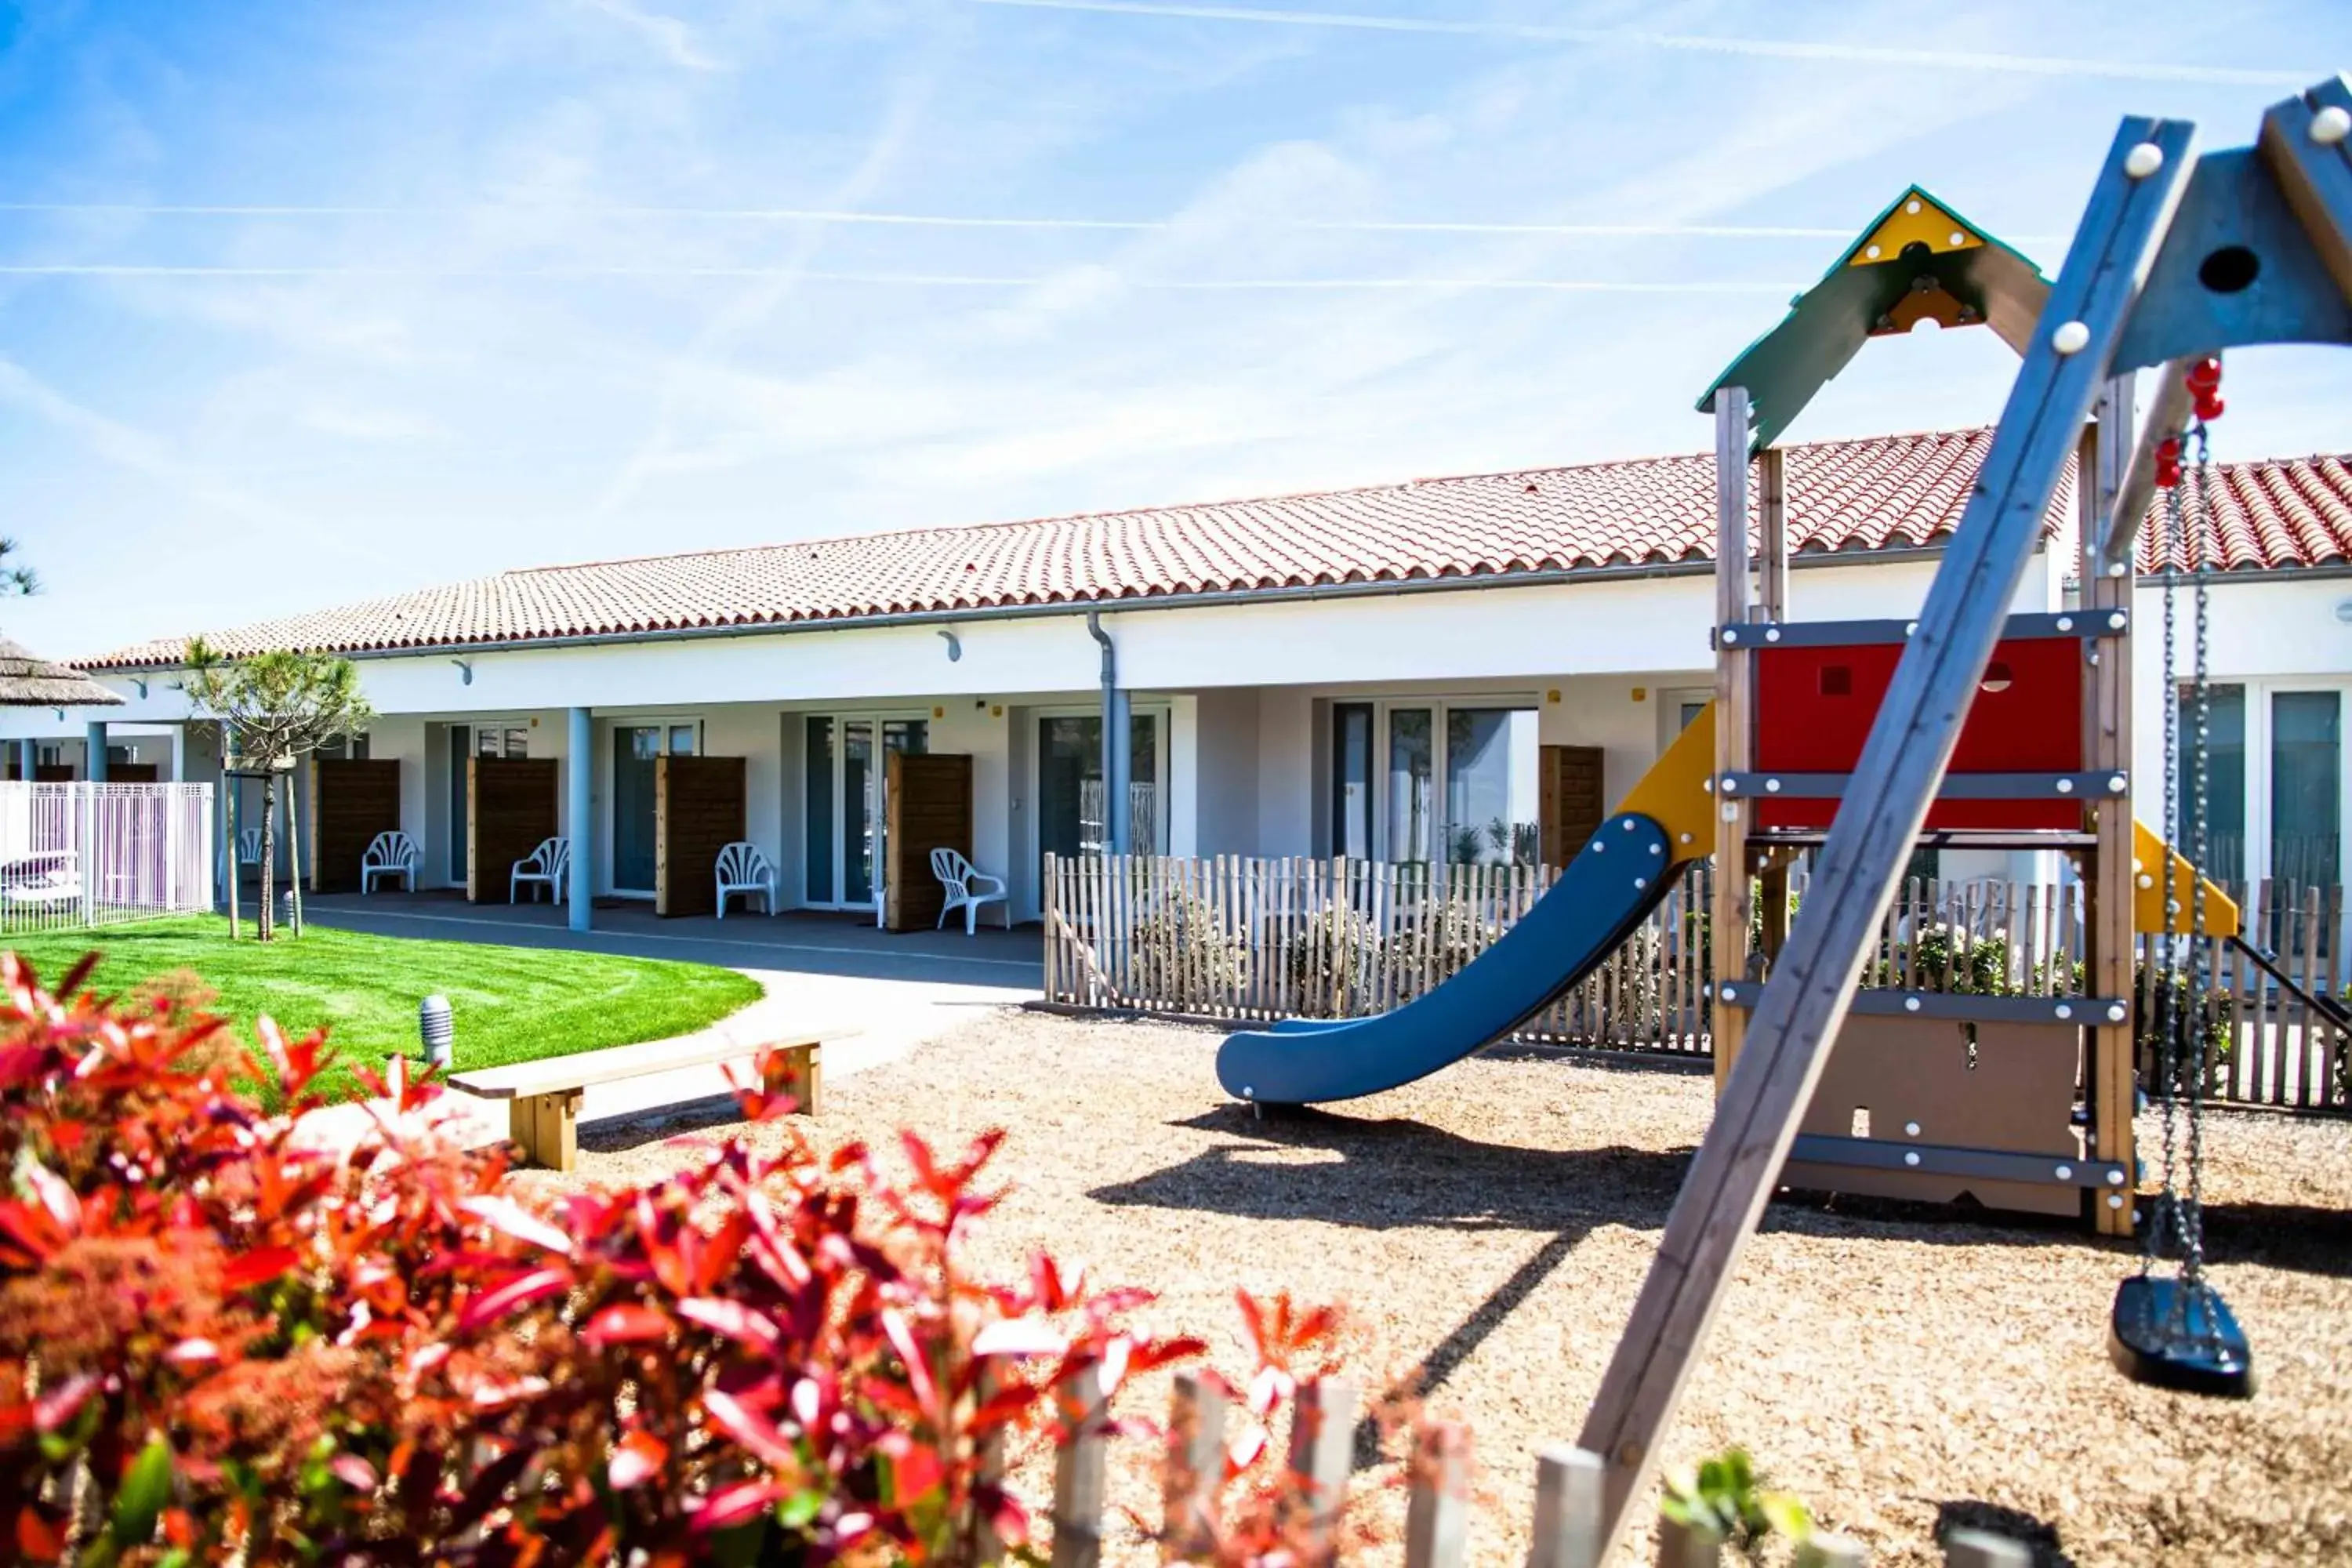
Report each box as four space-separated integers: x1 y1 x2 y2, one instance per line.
20 428 2352 924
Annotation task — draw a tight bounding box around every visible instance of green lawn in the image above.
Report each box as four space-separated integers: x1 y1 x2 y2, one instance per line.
5 916 764 1097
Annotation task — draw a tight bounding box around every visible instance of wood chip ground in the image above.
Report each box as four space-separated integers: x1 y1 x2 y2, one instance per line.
535 1011 2352 1566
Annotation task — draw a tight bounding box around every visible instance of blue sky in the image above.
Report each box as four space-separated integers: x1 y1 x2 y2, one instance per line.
2 0 2348 659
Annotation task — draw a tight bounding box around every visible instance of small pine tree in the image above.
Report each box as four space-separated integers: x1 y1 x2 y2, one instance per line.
183 641 373 941
0 537 38 598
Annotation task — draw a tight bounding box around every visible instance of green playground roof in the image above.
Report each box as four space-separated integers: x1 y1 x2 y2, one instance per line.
1698 185 2052 454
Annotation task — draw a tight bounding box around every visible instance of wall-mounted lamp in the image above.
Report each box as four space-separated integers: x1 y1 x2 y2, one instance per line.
452 659 474 686
937 629 962 662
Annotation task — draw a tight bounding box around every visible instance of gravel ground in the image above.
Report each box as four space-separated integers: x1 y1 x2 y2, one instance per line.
540 1010 2352 1566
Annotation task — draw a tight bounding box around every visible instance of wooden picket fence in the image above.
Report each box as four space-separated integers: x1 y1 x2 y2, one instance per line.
1040 854 1715 1058
1041 853 2351 1112
1033 1369 2035 1567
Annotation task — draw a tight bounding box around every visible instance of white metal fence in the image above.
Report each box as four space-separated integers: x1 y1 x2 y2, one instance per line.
0 782 214 936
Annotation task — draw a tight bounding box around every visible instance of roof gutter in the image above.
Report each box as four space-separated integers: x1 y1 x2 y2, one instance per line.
89 543 1982 673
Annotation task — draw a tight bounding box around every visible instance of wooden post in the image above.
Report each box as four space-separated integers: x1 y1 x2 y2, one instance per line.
1653 1514 1724 1567
1711 389 1755 1089
1572 117 2196 1555
225 777 240 940
1401 1421 1472 1568
1051 1365 1109 1568
2083 376 2138 1236
1756 444 1788 623
779 1041 823 1116
1528 1445 1604 1568
1941 1530 2031 1568
1161 1373 1226 1561
1751 447 1790 975
1281 1380 1356 1561
970 1363 1007 1566
508 1090 583 1173
281 771 303 938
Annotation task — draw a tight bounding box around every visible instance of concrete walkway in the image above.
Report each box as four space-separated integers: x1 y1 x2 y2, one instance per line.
297 894 1040 1153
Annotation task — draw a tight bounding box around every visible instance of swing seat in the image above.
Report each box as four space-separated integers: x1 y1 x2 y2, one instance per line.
2108 1276 2256 1399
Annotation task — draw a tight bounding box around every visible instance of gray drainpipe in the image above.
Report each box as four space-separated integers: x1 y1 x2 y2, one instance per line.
1084 610 1131 855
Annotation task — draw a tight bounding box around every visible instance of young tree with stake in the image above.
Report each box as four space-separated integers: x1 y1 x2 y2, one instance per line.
183 640 373 942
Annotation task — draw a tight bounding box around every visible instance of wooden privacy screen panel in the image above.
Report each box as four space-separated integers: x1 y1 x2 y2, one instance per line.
655 755 746 917
109 764 161 783
32 765 73 783
1539 745 1605 868
468 757 559 902
885 752 972 932
309 758 401 893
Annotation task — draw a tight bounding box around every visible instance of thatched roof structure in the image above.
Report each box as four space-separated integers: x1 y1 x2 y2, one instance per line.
0 637 124 708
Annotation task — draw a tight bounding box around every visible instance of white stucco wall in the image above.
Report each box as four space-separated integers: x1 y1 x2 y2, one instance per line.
36 556 2017 736
2129 575 2352 885
20 553 2344 898
1192 687 1261 855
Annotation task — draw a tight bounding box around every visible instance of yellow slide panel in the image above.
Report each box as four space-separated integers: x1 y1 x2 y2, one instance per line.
2132 818 2241 938
1618 700 1719 862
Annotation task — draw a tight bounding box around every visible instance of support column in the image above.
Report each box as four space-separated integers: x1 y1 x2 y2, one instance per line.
1753 447 1791 972
1710 388 1755 1091
85 720 107 782
2083 375 2137 1238
15 739 31 782
567 706 593 933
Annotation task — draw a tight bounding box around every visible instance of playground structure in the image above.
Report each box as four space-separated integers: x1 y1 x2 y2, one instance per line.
1217 183 2238 1225
1218 72 2352 1558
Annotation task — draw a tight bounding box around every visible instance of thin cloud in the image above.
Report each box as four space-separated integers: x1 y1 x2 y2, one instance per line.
0 201 2060 242
0 355 326 541
0 263 1793 289
964 0 2305 86
578 0 726 70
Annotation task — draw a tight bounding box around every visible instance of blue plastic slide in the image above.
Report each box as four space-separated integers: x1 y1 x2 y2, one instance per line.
1215 812 1682 1104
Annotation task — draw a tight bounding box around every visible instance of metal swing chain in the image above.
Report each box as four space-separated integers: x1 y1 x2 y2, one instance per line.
2182 413 2216 1299
2143 437 2187 1276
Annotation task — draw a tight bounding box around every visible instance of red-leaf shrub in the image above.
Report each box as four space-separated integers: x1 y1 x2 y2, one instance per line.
0 955 1270 1566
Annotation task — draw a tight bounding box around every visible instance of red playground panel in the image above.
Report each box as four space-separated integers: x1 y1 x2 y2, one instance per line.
1754 637 2084 829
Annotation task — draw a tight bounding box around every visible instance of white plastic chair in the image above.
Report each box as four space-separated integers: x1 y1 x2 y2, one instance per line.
714 841 776 918
510 837 569 904
0 851 80 908
361 830 419 893
929 847 1007 935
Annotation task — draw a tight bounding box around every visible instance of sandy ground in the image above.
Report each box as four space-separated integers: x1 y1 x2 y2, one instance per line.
532 1009 2352 1567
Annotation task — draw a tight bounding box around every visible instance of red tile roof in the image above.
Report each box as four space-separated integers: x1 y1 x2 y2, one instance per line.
84 429 2352 669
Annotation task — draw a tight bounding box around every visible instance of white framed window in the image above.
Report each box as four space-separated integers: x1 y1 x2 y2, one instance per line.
1327 698 1542 866
2176 677 2350 891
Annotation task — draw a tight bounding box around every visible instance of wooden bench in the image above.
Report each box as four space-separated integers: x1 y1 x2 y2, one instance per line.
448 1032 828 1172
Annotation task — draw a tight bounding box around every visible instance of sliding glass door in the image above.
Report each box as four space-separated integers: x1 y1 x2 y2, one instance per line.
1036 710 1166 895
1328 699 1541 866
611 722 699 895
802 713 927 909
